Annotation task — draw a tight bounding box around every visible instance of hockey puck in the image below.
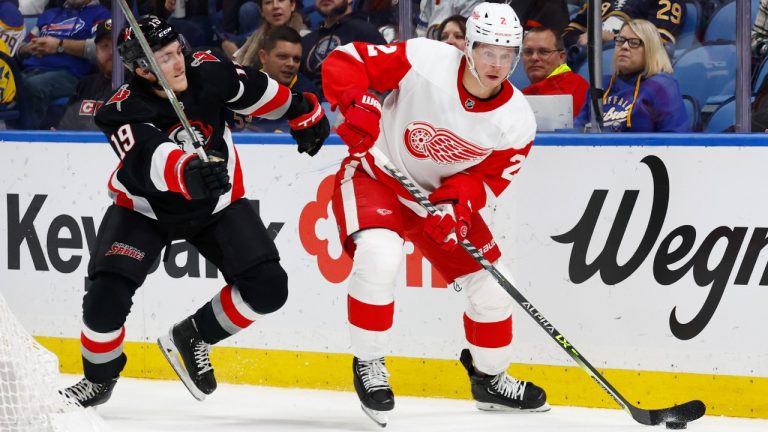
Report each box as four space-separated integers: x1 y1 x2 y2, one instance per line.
666 421 687 429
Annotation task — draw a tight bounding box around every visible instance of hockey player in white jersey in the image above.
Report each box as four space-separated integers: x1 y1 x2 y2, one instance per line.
321 2 549 426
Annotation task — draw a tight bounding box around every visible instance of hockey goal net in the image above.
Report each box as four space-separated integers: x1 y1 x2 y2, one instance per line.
0 291 108 432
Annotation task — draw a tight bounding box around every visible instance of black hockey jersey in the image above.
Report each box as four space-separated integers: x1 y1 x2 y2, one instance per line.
96 50 292 223
563 0 686 47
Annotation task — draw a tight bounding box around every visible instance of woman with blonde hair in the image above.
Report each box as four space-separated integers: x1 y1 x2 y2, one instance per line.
576 19 688 132
233 0 309 68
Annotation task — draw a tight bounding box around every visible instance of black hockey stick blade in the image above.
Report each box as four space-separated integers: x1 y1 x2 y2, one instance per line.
630 399 706 426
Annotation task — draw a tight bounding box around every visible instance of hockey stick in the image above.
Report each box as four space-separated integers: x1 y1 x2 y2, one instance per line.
368 146 705 427
115 0 211 162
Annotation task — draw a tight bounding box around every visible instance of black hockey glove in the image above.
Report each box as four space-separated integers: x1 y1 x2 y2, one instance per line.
287 92 330 156
182 151 231 200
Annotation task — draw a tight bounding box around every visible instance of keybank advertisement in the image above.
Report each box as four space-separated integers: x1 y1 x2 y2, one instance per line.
1 139 765 378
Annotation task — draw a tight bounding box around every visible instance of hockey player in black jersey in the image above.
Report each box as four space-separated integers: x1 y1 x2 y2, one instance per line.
61 15 330 407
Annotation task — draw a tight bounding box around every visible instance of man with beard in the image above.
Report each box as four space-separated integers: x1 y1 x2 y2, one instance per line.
232 26 321 132
56 19 116 130
301 0 385 94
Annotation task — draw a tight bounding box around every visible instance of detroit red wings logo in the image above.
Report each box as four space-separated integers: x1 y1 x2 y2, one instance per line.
403 121 491 164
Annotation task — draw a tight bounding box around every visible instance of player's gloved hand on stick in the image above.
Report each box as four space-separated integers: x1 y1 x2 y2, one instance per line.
423 202 471 251
182 151 231 200
337 89 381 157
288 92 330 156
423 175 483 251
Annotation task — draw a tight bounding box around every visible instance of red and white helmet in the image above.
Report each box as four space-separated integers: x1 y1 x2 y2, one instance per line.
465 2 523 83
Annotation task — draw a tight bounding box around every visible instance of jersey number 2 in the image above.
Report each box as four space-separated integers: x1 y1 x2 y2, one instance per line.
501 154 526 181
110 124 136 160
366 45 397 56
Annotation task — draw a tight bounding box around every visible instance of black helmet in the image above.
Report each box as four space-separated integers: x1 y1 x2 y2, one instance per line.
118 15 181 69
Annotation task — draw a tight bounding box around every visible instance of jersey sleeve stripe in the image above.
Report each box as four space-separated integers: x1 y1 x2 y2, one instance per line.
150 143 185 193
227 81 245 103
108 164 158 219
234 78 291 120
214 129 244 214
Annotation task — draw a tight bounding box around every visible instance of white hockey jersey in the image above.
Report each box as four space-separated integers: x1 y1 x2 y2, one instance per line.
322 38 536 207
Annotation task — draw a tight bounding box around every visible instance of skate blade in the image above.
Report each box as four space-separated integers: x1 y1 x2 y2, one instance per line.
476 401 551 413
360 404 388 428
157 334 207 402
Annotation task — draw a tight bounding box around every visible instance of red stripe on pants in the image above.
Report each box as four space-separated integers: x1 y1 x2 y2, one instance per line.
463 313 512 348
348 295 394 332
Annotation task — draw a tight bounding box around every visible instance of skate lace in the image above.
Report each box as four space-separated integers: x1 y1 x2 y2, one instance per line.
66 378 100 401
358 359 390 391
490 373 527 401
193 340 214 374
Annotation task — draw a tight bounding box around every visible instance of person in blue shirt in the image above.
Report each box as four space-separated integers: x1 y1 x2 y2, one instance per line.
576 19 688 132
16 0 110 129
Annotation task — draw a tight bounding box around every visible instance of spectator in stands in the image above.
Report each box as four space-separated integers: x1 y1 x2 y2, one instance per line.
20 0 46 15
0 0 24 56
162 0 218 47
16 0 110 129
437 14 466 52
563 0 685 67
220 0 261 42
419 0 569 38
752 73 768 132
353 0 398 29
233 0 309 67
522 26 588 117
56 18 114 130
753 0 768 64
231 26 321 131
417 0 480 38
575 19 688 132
508 0 570 31
301 0 386 94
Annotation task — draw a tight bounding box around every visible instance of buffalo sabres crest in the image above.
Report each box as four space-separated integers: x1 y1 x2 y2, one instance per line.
168 121 213 152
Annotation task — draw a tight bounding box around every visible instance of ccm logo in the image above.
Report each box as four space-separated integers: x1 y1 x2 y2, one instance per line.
79 100 104 116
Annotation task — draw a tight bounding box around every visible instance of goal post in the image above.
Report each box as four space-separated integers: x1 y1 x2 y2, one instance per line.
0 291 108 432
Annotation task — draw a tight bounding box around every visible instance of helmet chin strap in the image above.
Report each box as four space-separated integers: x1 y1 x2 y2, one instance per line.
464 45 488 89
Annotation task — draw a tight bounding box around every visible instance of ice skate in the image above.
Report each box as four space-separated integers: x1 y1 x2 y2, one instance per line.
353 357 395 427
158 317 216 401
60 377 118 408
460 349 550 412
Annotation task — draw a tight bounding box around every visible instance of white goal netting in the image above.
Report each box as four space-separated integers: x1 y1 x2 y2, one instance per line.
0 292 109 432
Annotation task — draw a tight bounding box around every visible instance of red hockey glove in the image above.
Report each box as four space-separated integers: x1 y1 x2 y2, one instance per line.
423 174 484 251
336 89 381 157
287 92 330 157
181 151 231 200
424 203 471 251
